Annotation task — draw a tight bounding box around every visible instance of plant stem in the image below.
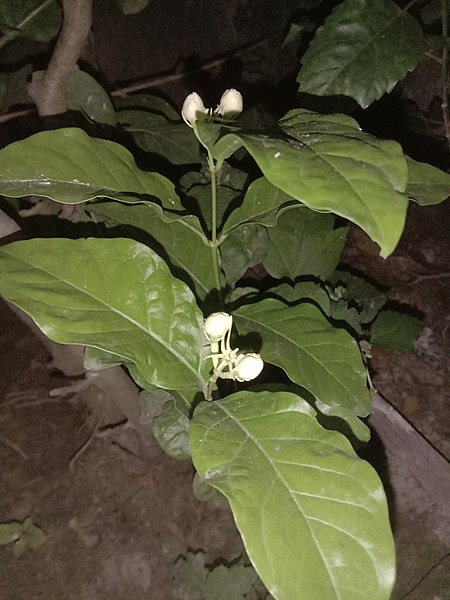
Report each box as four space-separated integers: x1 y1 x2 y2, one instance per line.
441 0 450 148
207 150 224 307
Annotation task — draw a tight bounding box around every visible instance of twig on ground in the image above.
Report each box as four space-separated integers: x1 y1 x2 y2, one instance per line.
441 0 450 148
0 431 29 459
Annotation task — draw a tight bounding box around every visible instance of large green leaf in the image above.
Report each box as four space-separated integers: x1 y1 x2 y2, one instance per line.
263 207 347 281
88 201 215 303
405 157 450 206
211 110 408 258
298 0 426 108
221 177 294 236
0 128 179 207
234 298 370 415
0 0 62 43
116 95 200 164
0 238 208 392
190 391 395 600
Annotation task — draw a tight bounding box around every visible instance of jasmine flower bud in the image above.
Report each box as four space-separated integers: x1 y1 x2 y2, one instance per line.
204 312 233 343
182 92 208 127
233 353 264 382
217 89 243 119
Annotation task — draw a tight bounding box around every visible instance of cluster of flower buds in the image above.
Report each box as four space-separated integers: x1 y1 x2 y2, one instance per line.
182 89 243 128
204 312 263 383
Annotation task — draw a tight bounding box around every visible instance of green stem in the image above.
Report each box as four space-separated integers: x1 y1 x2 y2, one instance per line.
0 0 56 53
207 150 224 307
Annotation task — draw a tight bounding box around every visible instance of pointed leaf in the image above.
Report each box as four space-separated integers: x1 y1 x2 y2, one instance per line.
88 201 216 302
213 110 408 258
222 177 294 235
405 157 450 206
298 0 426 108
234 298 370 415
0 238 208 392
0 128 179 207
190 391 395 600
263 208 347 280
152 395 191 460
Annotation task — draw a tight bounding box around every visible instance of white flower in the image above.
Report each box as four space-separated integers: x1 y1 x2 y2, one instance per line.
217 89 243 119
204 312 233 342
182 92 208 127
233 353 264 382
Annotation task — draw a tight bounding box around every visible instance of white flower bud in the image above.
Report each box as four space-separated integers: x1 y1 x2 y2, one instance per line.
182 92 208 127
233 353 264 382
217 89 243 119
204 312 233 342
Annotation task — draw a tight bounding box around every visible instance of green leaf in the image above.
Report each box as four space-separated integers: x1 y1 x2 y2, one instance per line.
190 391 395 600
213 110 408 258
204 564 258 600
370 310 422 352
115 0 150 14
0 0 62 42
0 128 179 207
66 69 117 126
152 394 191 460
220 223 268 286
298 0 426 108
0 518 46 556
329 271 387 324
0 238 208 392
84 346 124 371
405 157 450 206
116 95 200 164
269 281 332 312
222 177 294 235
234 298 370 415
173 552 207 600
263 208 347 281
88 201 216 303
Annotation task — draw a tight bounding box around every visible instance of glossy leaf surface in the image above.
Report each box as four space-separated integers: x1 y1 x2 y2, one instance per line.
235 298 370 415
298 0 426 108
88 201 215 303
0 128 179 207
0 238 208 392
66 69 117 126
263 207 347 280
212 110 408 257
220 223 268 286
152 395 191 460
190 391 395 600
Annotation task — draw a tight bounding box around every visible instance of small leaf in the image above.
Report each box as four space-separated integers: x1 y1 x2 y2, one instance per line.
204 564 258 600
0 238 208 392
405 157 450 206
190 391 395 600
220 223 268 286
222 177 294 235
66 69 117 126
0 0 62 42
298 0 426 108
0 518 46 556
329 271 387 324
173 552 207 600
115 0 150 15
0 128 179 207
370 310 422 352
152 395 191 460
235 298 370 416
263 207 347 281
